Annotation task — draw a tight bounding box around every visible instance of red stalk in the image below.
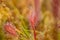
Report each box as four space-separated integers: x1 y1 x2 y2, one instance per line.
29 8 37 40
52 0 59 40
52 0 59 28
30 15 37 40
29 0 40 40
33 0 40 40
52 0 59 17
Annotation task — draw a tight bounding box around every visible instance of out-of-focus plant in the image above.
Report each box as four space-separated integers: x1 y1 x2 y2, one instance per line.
0 0 32 40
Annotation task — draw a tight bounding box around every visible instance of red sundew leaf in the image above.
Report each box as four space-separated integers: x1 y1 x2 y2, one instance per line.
4 22 18 37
